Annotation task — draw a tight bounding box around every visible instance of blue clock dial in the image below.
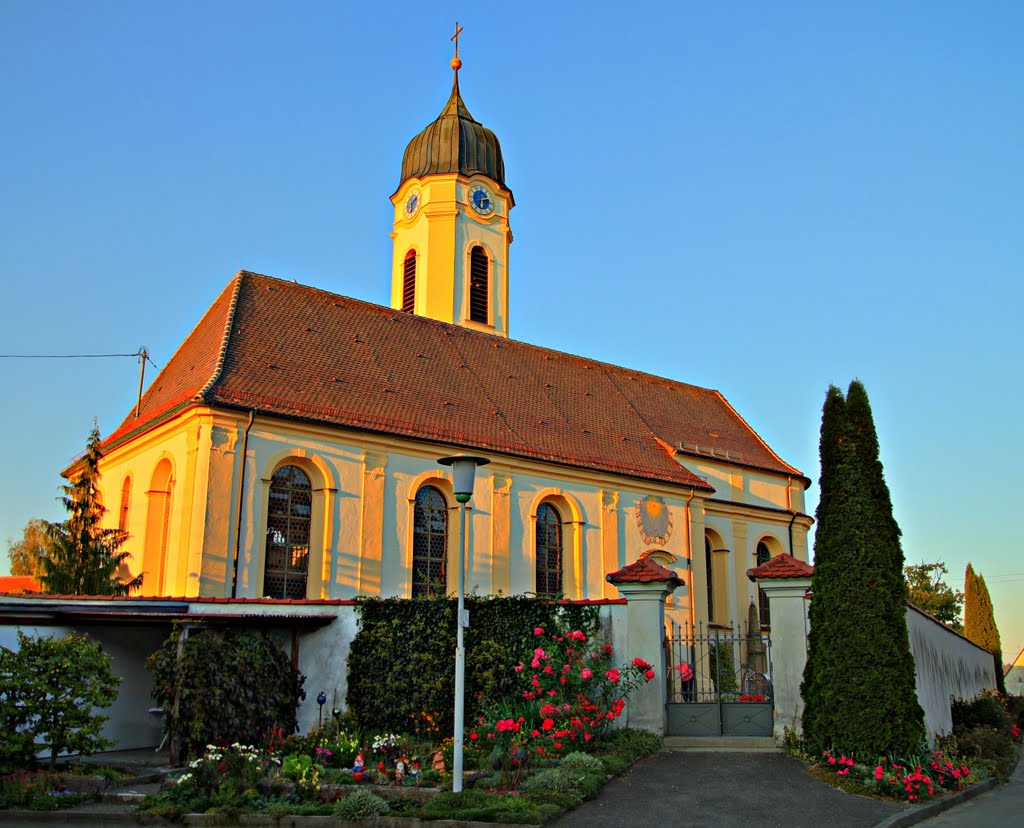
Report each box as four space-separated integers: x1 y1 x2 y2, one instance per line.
404 191 420 216
469 185 493 215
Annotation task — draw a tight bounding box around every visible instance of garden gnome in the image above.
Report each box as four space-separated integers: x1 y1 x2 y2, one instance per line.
352 751 365 782
378 760 388 782
409 757 420 783
395 757 406 785
432 750 445 773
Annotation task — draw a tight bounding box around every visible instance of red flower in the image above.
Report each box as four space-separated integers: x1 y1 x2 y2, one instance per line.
542 718 555 731
644 669 655 681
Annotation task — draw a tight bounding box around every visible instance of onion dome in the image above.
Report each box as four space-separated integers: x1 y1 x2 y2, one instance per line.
399 72 506 189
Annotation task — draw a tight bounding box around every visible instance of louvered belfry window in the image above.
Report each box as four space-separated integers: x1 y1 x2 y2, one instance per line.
535 502 563 597
469 246 488 324
264 465 312 599
756 541 772 628
402 250 416 313
412 486 448 597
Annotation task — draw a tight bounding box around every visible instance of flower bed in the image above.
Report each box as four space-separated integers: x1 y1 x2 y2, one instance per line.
137 620 661 822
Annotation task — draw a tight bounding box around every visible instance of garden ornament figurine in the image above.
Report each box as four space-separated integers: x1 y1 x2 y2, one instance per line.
409 757 420 782
432 750 445 773
395 757 406 784
352 751 365 783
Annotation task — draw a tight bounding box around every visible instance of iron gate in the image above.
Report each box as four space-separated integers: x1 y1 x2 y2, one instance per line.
665 620 774 737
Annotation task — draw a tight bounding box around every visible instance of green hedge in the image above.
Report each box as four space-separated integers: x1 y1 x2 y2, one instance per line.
346 596 601 735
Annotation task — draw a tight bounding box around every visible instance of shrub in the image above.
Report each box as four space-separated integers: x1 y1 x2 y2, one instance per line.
331 788 390 820
559 751 605 773
346 595 600 735
952 691 1008 731
147 625 305 758
0 631 120 771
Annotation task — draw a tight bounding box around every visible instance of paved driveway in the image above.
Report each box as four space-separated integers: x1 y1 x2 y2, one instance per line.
551 751 903 828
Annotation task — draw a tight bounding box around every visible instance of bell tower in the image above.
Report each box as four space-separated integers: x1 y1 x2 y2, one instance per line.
390 28 514 338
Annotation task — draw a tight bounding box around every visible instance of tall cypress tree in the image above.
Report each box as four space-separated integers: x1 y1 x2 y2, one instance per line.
844 381 924 739
40 425 144 596
801 383 924 755
964 564 1006 694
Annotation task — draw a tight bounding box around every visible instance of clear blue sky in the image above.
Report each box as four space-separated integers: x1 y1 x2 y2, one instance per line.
1 1 1021 657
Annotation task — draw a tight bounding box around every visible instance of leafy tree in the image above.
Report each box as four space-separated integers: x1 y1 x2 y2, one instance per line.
147 626 306 761
40 425 142 596
905 562 964 630
801 383 924 755
0 631 120 771
6 518 50 577
964 563 1006 694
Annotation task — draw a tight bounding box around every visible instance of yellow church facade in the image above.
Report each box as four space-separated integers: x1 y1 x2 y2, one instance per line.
85 59 812 635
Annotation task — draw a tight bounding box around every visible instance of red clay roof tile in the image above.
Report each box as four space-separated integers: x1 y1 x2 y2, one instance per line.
106 271 805 490
746 553 814 581
606 557 683 586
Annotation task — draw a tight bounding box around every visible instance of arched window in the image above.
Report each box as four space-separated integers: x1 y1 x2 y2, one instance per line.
535 502 563 597
469 246 488 324
118 476 131 533
705 536 715 625
143 459 173 594
412 485 448 597
264 465 312 599
402 249 416 313
756 541 772 628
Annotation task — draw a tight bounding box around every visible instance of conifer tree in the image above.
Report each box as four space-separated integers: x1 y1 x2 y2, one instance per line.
964 563 1006 694
40 425 143 596
801 384 924 755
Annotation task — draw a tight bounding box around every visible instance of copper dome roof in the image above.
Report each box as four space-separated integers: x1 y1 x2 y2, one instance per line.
399 74 507 190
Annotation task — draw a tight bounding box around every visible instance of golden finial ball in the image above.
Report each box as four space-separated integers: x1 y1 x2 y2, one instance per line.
451 57 462 71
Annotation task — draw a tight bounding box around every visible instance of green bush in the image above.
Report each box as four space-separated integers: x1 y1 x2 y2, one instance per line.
708 642 737 694
952 692 1008 731
559 751 605 773
331 788 390 820
0 631 120 772
147 625 305 757
347 596 600 735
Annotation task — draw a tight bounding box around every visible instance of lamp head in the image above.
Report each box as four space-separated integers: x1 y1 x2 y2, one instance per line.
438 454 491 503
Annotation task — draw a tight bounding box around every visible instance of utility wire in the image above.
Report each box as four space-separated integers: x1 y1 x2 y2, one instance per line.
0 350 159 368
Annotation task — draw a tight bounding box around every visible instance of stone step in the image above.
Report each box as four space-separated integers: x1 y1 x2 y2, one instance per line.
662 736 780 752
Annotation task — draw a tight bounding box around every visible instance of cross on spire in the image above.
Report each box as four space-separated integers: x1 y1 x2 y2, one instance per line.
451 21 463 71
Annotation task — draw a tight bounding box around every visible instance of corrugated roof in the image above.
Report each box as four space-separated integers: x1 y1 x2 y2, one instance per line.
106 271 806 490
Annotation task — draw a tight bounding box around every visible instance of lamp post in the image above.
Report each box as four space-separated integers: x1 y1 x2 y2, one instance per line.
437 453 490 793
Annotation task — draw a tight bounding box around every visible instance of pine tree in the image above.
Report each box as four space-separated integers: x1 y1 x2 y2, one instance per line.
801 383 924 755
964 563 1006 694
40 425 143 596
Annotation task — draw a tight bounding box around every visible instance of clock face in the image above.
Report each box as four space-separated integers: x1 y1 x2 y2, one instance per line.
404 191 420 217
469 185 494 215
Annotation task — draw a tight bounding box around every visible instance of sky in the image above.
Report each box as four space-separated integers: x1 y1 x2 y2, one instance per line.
1 2 1021 656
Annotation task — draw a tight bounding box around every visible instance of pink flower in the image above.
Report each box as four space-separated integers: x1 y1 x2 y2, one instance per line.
606 668 620 684
874 766 884 780
534 627 544 635
514 662 524 673
581 668 593 679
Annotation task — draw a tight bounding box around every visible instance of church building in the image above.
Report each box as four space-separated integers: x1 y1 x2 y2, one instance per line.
87 52 812 635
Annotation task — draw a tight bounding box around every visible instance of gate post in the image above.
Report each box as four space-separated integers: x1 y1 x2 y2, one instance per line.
607 557 684 734
747 554 814 743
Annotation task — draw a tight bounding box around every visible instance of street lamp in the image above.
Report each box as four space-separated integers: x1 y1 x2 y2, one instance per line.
437 453 490 793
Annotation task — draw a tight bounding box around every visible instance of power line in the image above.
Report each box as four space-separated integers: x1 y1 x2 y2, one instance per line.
0 350 159 368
